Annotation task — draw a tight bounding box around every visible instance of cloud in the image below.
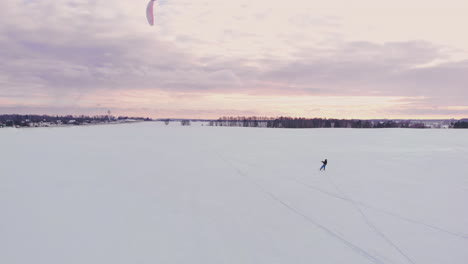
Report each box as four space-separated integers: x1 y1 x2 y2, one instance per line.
0 0 467 118
258 42 468 101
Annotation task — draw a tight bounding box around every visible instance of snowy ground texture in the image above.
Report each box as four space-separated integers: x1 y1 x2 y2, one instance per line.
1 122 468 264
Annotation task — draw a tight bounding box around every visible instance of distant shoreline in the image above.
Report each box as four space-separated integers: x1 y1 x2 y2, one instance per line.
1 114 468 129
0 114 152 129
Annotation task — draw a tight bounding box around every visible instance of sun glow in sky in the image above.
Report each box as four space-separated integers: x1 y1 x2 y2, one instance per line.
1 0 467 119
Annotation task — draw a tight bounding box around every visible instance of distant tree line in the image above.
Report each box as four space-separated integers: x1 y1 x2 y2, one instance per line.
453 121 468 128
0 114 152 128
209 116 432 129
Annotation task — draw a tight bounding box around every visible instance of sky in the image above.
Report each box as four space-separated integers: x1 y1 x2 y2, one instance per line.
0 0 467 119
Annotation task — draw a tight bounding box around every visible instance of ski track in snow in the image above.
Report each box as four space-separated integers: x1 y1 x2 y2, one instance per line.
216 152 387 264
289 177 468 241
226 153 468 242
325 173 416 264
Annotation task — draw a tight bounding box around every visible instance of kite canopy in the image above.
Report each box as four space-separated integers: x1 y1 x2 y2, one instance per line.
146 0 156 26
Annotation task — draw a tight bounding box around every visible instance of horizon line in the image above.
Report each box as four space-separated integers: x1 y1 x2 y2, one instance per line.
1 113 467 121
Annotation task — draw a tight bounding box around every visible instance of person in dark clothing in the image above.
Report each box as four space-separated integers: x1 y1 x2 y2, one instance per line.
320 159 328 171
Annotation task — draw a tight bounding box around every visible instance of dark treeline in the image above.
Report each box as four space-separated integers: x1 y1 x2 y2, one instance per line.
453 121 468 128
209 116 430 129
0 114 152 127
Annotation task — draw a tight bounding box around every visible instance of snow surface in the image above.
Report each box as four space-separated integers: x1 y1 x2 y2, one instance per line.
1 122 467 264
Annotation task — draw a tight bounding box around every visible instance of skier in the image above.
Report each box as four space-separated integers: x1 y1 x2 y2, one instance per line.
320 159 328 171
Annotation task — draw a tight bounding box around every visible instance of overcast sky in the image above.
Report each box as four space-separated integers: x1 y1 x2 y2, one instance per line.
1 0 467 119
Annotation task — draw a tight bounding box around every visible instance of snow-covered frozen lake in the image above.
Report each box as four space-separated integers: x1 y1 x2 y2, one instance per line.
1 122 467 264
